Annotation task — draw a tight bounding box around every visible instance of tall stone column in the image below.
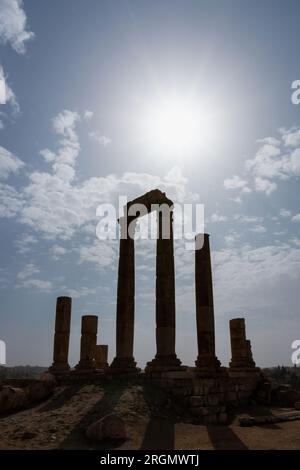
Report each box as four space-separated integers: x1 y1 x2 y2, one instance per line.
49 296 71 375
230 318 255 368
110 217 137 372
146 209 181 371
95 345 108 369
195 233 220 373
75 315 98 371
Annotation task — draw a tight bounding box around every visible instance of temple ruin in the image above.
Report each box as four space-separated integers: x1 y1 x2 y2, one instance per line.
48 189 263 423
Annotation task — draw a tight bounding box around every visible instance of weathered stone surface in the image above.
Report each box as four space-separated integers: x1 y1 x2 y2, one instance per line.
49 297 72 374
110 218 137 373
26 373 56 402
76 315 98 371
229 318 256 369
0 374 56 414
146 209 181 372
86 414 126 441
0 386 27 413
194 234 220 373
95 345 108 369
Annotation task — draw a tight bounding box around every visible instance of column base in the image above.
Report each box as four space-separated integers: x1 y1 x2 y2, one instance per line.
229 360 256 369
95 362 109 371
195 355 221 376
48 362 70 375
109 356 139 374
74 360 96 373
145 354 182 373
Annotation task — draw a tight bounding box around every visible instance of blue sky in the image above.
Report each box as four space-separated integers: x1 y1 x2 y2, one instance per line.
0 0 299 368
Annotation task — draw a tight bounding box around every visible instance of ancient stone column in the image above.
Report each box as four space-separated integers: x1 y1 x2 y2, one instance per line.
49 296 71 374
95 345 108 370
75 315 98 371
230 318 255 368
146 209 181 371
246 340 256 367
110 217 137 372
195 233 220 373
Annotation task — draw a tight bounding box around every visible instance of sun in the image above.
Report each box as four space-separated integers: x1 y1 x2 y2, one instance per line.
140 92 219 158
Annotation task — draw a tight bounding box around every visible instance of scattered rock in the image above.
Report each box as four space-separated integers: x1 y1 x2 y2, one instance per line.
86 414 126 441
0 386 28 413
239 411 300 427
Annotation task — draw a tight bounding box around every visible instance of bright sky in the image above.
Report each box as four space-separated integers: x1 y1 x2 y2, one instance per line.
0 0 299 368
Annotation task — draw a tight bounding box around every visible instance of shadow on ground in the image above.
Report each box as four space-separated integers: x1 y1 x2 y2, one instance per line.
59 381 128 450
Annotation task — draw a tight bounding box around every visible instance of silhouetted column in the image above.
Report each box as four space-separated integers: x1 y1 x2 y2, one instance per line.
246 340 256 367
146 209 181 371
195 233 220 373
230 318 255 368
95 345 108 369
49 296 71 375
110 217 137 372
75 315 98 371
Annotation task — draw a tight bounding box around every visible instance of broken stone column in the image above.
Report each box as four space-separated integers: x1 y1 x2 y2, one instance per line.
49 296 72 375
146 208 181 371
110 217 137 373
75 315 98 371
229 318 255 368
95 345 108 370
195 233 220 373
246 340 256 367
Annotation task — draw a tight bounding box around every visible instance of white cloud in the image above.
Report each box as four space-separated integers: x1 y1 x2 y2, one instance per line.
279 208 292 218
224 175 249 191
234 214 263 224
50 244 67 260
17 262 39 280
254 176 277 195
0 182 23 217
79 240 116 268
211 212 228 223
64 286 96 299
89 131 111 146
0 146 24 178
15 234 37 254
0 110 198 246
224 127 300 198
213 243 300 315
84 110 93 120
250 224 267 233
224 231 240 247
290 148 300 175
0 66 5 104
292 214 300 223
245 143 286 180
17 278 53 292
39 148 56 163
0 66 20 128
16 262 52 291
0 0 34 54
282 128 300 148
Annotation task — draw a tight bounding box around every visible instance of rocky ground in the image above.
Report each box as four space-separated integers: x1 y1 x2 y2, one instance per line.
0 380 300 450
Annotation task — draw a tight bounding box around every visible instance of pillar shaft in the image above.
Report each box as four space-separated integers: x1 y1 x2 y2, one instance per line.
110 217 137 372
230 318 255 368
49 297 71 374
95 345 108 369
146 210 181 370
76 315 98 370
195 233 220 372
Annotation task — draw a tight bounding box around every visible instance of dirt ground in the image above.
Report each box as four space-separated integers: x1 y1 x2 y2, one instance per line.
1 381 300 450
